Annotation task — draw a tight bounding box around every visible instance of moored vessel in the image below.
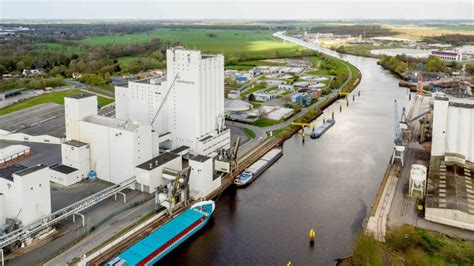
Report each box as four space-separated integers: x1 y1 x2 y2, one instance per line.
106 200 215 266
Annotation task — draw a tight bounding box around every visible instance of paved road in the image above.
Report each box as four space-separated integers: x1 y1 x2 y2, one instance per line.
10 189 152 266
45 199 155 266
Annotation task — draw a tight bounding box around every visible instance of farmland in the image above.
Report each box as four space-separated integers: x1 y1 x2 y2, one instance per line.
80 28 309 60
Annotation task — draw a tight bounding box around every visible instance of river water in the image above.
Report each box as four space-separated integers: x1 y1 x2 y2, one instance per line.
161 34 412 265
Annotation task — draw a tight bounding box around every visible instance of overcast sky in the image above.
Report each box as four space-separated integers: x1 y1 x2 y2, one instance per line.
1 0 473 20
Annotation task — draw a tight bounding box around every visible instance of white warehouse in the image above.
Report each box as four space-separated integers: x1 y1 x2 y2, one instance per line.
426 95 474 231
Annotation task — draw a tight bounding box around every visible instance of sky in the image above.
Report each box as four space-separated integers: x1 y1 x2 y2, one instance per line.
0 0 473 20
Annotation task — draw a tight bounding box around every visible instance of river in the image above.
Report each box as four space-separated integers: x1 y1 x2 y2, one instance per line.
161 33 412 265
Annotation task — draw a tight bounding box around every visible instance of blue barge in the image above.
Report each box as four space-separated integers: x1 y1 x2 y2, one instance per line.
106 200 215 266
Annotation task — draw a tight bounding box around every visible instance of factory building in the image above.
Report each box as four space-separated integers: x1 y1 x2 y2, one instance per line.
0 145 31 168
64 93 153 184
56 48 230 201
426 95 474 231
0 164 51 228
50 164 82 187
134 148 219 199
135 152 182 193
431 50 463 62
79 115 152 184
115 77 168 135
115 47 230 156
61 140 90 180
189 154 220 198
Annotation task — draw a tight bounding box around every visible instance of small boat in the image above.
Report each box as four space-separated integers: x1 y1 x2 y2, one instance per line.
106 200 215 266
234 148 283 187
310 119 335 139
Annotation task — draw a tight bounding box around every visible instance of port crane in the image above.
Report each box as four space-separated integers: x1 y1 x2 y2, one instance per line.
215 136 241 174
415 63 424 97
399 105 433 143
391 100 405 166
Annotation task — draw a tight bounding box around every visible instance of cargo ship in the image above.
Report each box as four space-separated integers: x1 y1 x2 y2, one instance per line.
310 119 335 139
234 148 283 187
106 200 215 266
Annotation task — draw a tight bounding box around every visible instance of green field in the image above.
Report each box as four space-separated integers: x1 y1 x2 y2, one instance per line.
336 44 397 57
242 128 256 139
117 56 140 67
80 28 306 59
36 43 83 54
0 90 114 115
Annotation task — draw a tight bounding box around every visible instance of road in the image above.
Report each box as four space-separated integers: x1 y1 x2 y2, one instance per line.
45 199 155 266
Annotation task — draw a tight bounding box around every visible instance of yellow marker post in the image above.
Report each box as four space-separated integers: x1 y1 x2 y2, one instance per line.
309 229 316 243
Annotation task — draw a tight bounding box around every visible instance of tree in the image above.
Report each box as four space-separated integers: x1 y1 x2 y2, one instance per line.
352 234 382 266
0 64 7 76
425 56 446 72
16 61 26 71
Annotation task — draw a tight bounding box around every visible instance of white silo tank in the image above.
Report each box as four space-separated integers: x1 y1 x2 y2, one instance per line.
446 106 459 154
458 107 471 159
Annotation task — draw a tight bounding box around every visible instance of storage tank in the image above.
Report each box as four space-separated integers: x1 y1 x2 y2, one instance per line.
409 164 427 198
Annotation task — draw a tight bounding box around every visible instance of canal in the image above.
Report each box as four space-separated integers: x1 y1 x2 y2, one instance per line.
161 34 412 265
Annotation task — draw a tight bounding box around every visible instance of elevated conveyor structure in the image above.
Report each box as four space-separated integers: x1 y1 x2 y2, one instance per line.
0 177 136 249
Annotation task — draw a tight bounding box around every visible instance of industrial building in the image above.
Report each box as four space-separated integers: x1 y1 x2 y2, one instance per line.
116 47 230 156
52 47 231 196
0 164 51 229
431 50 463 62
426 95 474 231
0 145 31 168
64 93 154 184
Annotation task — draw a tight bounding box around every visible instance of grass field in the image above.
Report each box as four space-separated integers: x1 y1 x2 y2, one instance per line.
36 43 83 54
80 28 305 59
242 128 256 139
0 90 113 116
117 56 140 67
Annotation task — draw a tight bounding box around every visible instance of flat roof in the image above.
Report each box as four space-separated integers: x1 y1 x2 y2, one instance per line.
426 157 474 215
449 102 474 109
50 164 77 174
190 154 210 163
132 76 166 85
0 164 27 182
199 135 213 142
136 152 180 171
13 164 47 177
82 115 141 132
170 146 190 154
64 139 88 148
65 93 95 99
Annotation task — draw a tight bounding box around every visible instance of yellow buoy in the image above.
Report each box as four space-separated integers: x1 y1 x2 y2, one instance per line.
287 261 292 266
309 229 316 242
